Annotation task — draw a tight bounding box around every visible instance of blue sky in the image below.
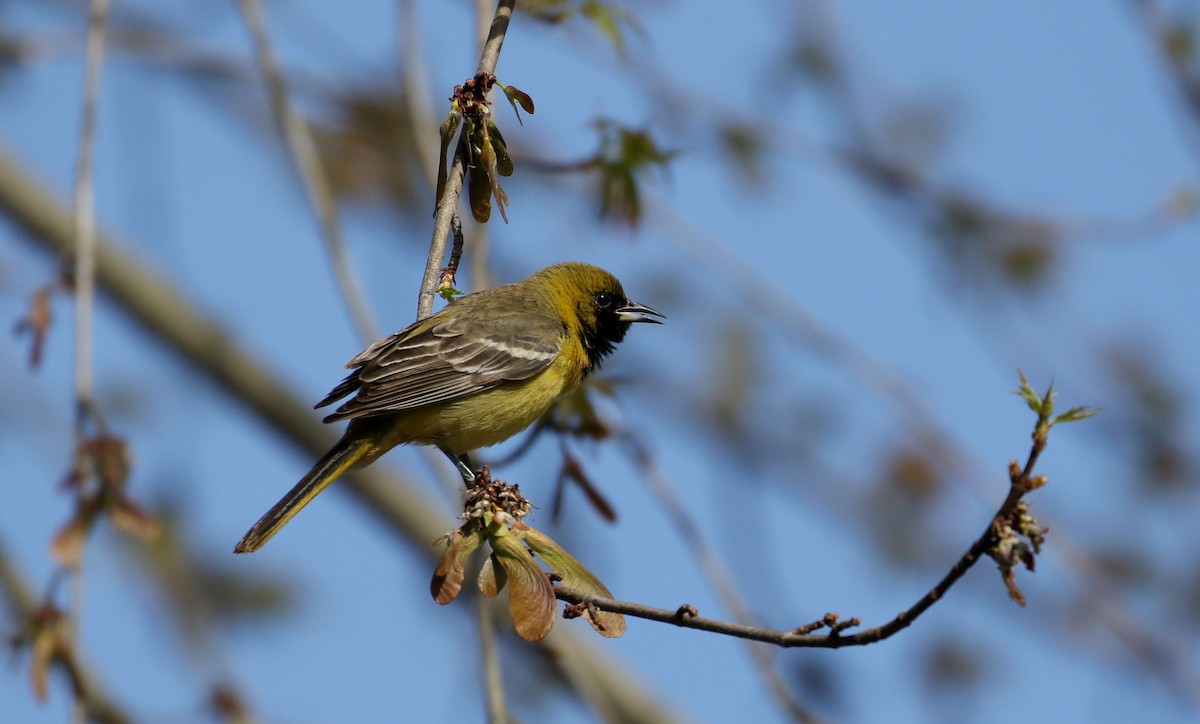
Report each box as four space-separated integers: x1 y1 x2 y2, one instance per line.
3 1 1199 722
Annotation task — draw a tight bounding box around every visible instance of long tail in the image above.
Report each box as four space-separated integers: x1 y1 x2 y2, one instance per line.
234 437 371 553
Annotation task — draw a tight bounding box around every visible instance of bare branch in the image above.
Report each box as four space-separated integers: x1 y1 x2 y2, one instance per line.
556 403 1062 650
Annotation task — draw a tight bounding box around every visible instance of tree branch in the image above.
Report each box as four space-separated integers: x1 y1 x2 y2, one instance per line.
67 2 109 720
71 0 108 429
417 0 515 320
555 405 1058 650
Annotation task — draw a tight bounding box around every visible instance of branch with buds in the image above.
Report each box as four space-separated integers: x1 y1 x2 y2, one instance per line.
449 372 1096 647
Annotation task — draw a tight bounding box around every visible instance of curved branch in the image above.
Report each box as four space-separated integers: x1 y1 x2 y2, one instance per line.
556 409 1054 650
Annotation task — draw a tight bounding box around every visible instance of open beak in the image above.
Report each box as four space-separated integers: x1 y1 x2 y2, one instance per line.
617 299 665 324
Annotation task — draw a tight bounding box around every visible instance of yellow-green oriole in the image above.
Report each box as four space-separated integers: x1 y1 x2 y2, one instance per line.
234 262 662 553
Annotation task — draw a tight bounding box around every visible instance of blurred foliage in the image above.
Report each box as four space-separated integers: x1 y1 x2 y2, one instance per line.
590 120 675 226
717 121 768 187
311 89 430 215
923 635 987 694
52 432 160 568
517 0 642 53
701 318 759 451
866 446 945 566
928 195 1061 289
1102 343 1197 494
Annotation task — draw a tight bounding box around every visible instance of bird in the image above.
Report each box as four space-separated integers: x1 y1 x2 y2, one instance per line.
234 262 663 553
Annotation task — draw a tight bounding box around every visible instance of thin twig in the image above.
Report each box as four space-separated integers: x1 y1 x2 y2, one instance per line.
418 0 516 320
474 0 516 77
438 214 465 293
69 1 109 720
236 0 379 344
72 0 108 431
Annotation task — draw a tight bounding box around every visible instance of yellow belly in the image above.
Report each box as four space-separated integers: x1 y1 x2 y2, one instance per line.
351 346 584 461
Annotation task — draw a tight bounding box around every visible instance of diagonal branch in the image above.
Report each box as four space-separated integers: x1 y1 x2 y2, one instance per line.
418 0 515 320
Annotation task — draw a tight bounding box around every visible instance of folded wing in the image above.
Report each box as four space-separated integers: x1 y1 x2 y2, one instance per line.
316 313 563 422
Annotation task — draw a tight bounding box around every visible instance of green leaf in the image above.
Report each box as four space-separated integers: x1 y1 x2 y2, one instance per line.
490 533 555 641
438 286 464 303
580 2 639 54
524 528 626 638
1051 406 1100 425
1013 370 1043 415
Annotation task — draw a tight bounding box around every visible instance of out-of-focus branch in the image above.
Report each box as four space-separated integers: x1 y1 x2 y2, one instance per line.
0 545 128 724
398 0 442 190
418 0 515 319
1133 0 1200 181
475 594 508 723
0 145 679 724
67 3 109 721
71 0 108 428
236 0 380 343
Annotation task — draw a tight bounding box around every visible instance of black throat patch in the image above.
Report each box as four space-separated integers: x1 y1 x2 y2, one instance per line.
580 313 630 376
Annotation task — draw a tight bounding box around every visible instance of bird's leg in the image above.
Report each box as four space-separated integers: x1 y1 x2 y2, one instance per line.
439 446 476 484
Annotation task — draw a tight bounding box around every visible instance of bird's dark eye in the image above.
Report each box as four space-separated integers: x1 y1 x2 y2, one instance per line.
594 291 614 310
